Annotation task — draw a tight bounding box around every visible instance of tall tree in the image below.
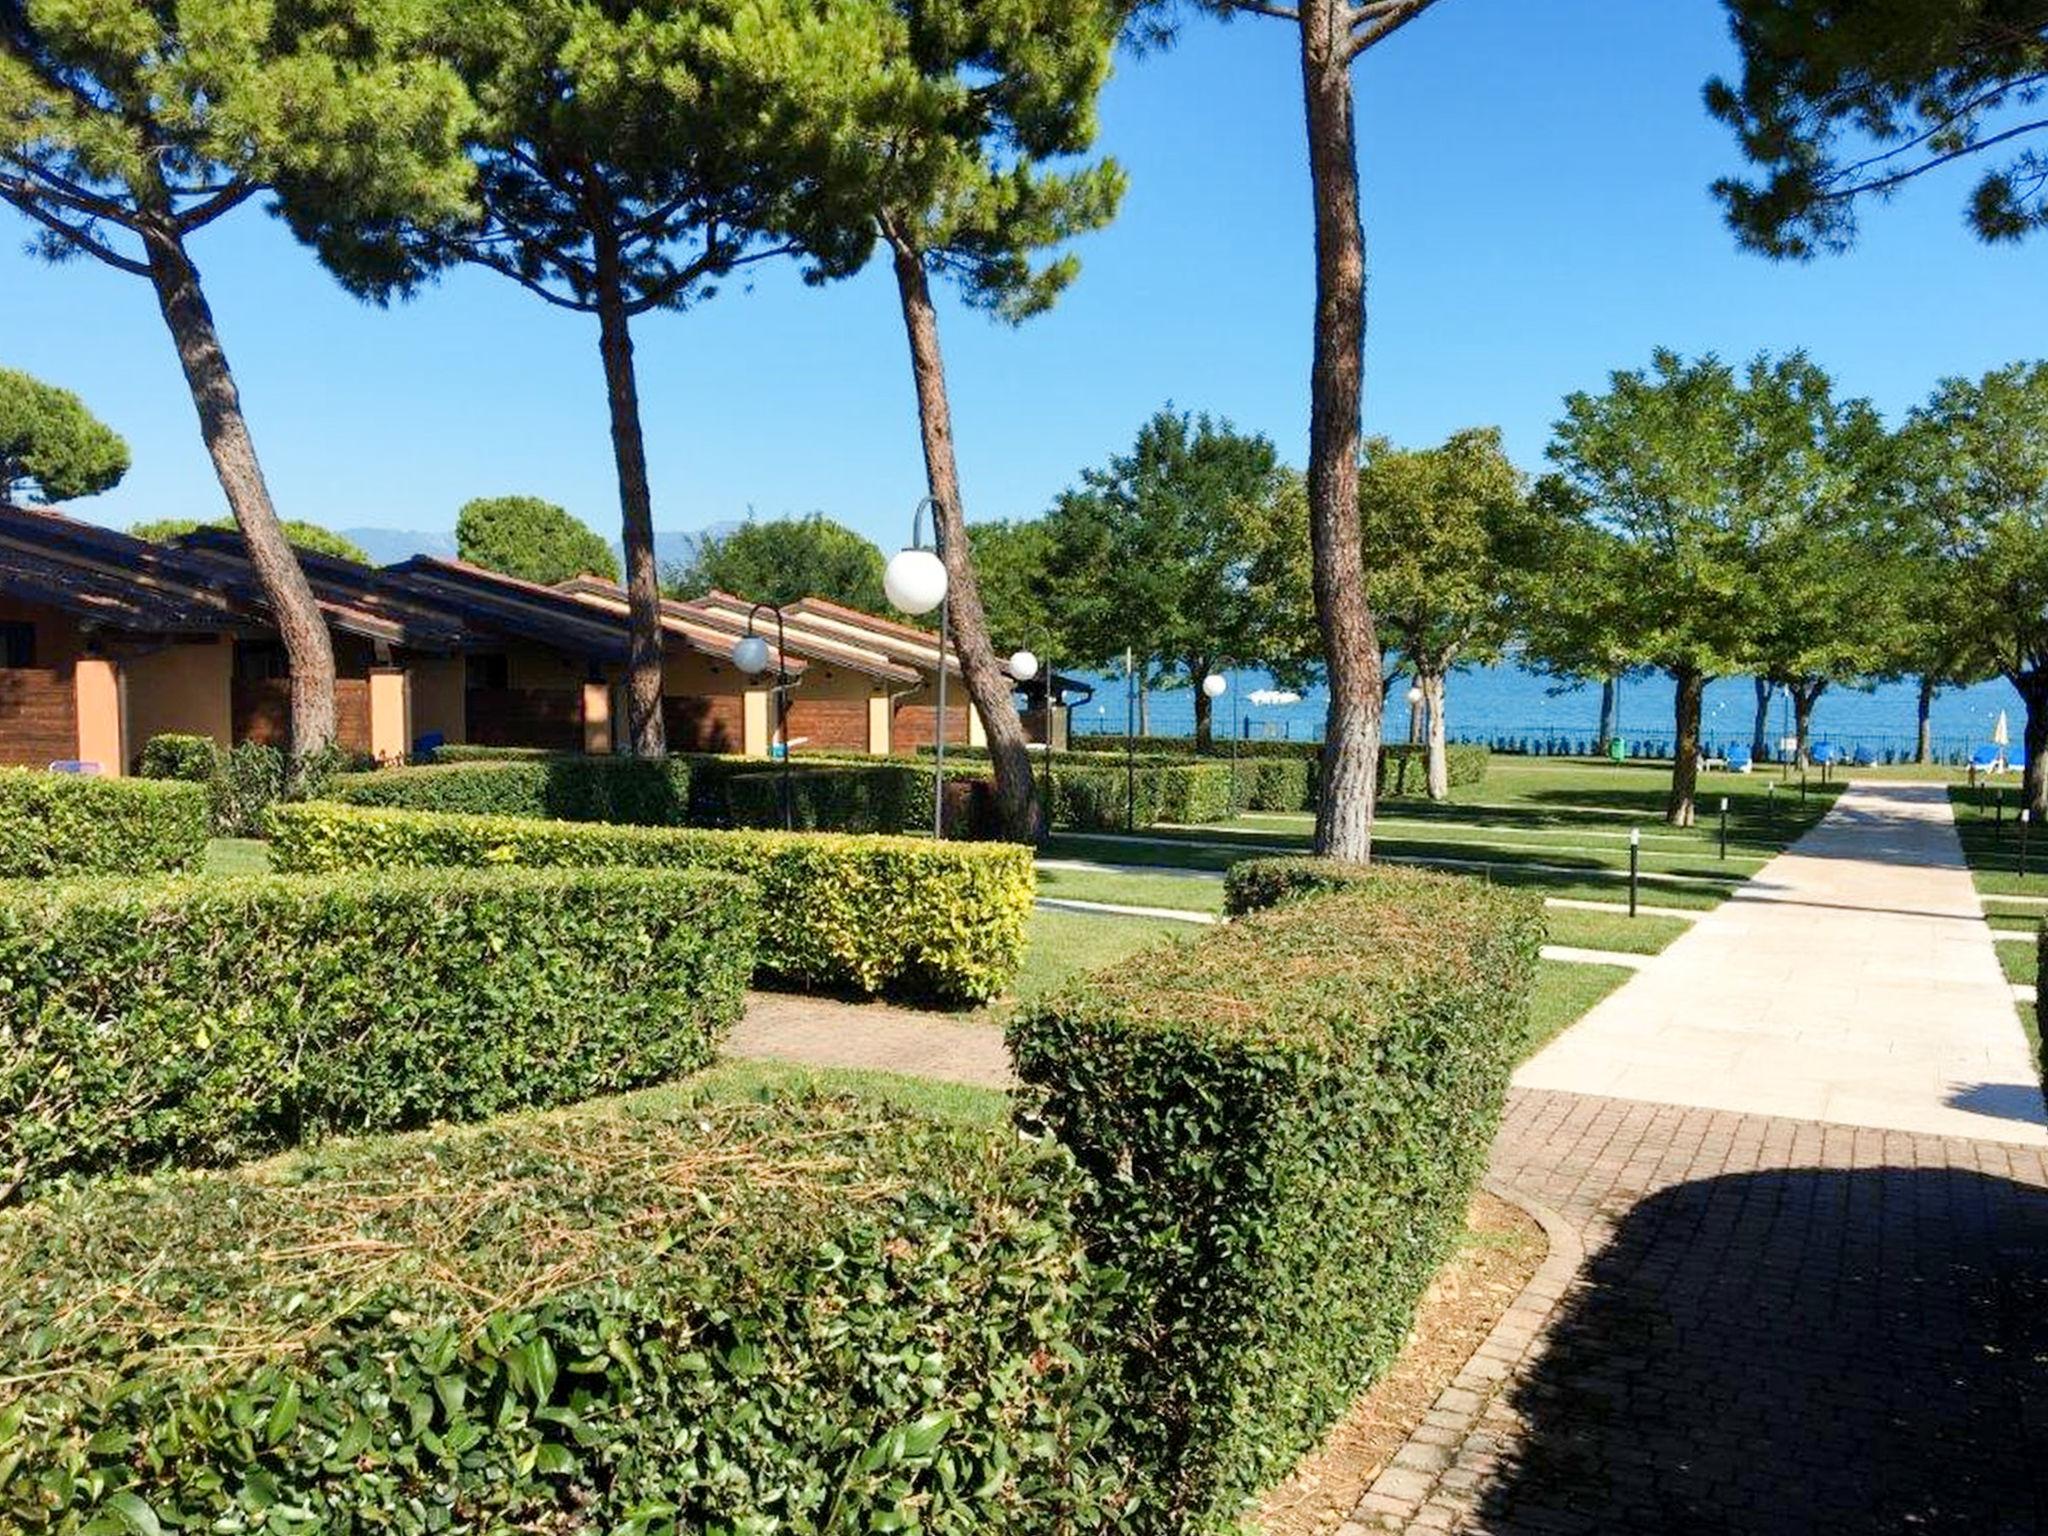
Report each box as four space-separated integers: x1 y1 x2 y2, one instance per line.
1166 0 1448 858
1741 404 1900 763
458 495 619 585
131 517 370 564
804 0 1123 839
1900 362 2048 813
668 513 886 611
1536 350 1863 826
967 517 1063 655
0 0 471 768
1045 410 1316 749
290 0 874 758
0 367 127 505
1710 1 2048 256
1358 426 1531 799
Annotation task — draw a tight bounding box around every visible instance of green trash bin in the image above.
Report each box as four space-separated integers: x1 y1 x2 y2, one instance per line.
1607 738 1628 762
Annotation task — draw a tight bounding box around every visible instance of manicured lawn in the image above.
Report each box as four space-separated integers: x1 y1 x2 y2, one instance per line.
204 837 271 874
2001 940 2039 988
1946 785 2048 897
1010 907 1195 1002
1543 908 1690 956
1525 960 1632 1057
692 1058 1010 1127
1035 863 1225 914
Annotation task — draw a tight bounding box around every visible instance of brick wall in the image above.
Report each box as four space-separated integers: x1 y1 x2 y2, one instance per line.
785 696 870 753
466 686 583 752
665 694 744 754
0 667 76 768
893 702 971 751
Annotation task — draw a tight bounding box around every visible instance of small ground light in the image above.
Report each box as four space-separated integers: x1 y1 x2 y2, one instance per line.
1629 826 1640 918
2023 808 2032 880
1719 796 1730 860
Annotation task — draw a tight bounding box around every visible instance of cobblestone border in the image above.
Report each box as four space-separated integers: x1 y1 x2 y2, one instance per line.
1338 1178 1585 1534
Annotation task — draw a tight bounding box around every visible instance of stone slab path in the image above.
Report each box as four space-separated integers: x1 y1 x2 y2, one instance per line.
1514 781 2045 1144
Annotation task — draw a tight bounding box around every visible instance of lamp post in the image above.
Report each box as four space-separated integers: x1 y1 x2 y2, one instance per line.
1008 647 1044 838
885 498 950 839
1204 669 1231 807
730 602 793 831
1406 682 1425 746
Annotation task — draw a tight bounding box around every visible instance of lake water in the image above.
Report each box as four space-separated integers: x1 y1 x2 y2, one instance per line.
1066 659 2027 764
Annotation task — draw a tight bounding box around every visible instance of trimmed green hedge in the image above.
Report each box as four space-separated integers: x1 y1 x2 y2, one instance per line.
1223 854 1386 916
1010 869 1544 1531
0 866 756 1194
0 1092 1124 1532
328 756 696 825
270 802 1033 1003
1047 760 1239 830
1380 742 1490 797
728 761 995 838
427 743 563 762
0 769 208 878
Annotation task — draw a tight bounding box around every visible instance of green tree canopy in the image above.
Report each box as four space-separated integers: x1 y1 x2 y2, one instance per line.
0 367 128 505
130 517 370 565
774 0 1123 838
1 0 473 764
1900 361 2048 812
967 518 1061 652
1359 427 1532 796
1709 1 2048 255
287 0 882 758
457 496 618 585
667 514 887 612
1532 349 1879 824
1045 408 1315 748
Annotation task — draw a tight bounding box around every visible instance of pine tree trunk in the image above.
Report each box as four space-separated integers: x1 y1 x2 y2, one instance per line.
2023 673 2048 820
1596 674 1617 753
1423 669 1448 800
1668 666 1703 827
887 236 1041 842
1750 677 1772 762
1298 0 1382 859
1916 675 1936 764
591 266 666 760
140 217 335 771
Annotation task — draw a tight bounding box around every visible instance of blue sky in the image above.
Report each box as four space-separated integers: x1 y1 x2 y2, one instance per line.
5 0 2045 554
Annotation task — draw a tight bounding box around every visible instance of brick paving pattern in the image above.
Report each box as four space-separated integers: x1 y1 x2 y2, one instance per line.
1355 1089 2048 1535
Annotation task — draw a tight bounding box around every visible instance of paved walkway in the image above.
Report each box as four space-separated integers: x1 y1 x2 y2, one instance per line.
1356 1090 2048 1536
1515 781 2044 1144
727 992 1014 1088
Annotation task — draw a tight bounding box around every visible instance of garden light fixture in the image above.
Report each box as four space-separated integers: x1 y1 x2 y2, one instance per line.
888 497 950 838
731 602 793 831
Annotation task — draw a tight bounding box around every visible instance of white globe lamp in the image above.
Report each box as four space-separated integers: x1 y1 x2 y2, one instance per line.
1202 673 1228 700
1009 649 1040 682
884 547 948 616
731 634 773 677
1406 684 1425 706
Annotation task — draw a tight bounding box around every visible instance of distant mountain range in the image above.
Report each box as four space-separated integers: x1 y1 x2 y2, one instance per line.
337 523 737 574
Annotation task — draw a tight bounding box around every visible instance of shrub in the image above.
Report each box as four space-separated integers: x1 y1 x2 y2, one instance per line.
1223 754 1314 813
1222 854 1383 916
0 769 207 877
0 1091 1124 1532
137 732 221 783
328 756 696 825
1047 760 1238 831
728 761 995 838
1378 742 1490 797
213 739 286 836
1010 870 1545 1531
270 802 1033 1003
0 866 756 1194
426 743 561 762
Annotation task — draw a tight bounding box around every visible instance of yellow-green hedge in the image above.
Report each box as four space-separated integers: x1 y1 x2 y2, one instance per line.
269 802 1034 1004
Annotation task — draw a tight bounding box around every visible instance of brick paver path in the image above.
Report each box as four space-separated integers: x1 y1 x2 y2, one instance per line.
1362 1090 2048 1536
1360 784 2048 1534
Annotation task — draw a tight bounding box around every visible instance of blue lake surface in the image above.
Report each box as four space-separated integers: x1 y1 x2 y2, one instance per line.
1066 659 2027 763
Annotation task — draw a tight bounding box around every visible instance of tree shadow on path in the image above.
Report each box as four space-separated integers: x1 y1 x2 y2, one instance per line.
1477 1166 2048 1535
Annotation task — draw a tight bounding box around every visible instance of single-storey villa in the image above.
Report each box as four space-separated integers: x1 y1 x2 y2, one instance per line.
0 504 1089 773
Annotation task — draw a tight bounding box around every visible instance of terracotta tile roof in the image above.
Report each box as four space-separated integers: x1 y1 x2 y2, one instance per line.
0 505 253 633
549 576 811 675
